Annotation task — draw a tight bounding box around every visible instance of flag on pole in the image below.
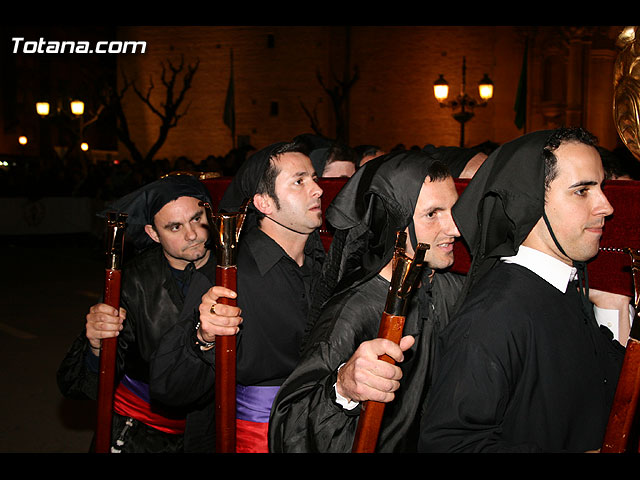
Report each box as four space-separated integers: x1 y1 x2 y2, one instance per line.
223 48 236 147
514 39 528 130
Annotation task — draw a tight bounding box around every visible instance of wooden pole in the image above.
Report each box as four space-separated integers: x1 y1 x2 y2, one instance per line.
352 232 427 453
94 212 127 453
201 200 248 453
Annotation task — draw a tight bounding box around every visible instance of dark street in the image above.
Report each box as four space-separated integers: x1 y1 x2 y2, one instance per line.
0 234 103 453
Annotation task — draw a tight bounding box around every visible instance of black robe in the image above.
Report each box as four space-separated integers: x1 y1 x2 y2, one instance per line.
268 270 464 452
56 244 217 452
418 262 624 452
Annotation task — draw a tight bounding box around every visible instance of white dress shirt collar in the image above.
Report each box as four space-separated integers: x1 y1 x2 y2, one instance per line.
501 245 578 293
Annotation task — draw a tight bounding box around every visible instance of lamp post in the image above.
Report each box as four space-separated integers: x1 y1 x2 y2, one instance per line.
36 99 85 118
433 57 494 147
70 100 87 151
36 98 89 155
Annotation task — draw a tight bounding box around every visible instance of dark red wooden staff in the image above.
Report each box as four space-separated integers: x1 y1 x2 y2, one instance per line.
352 232 428 453
602 248 640 453
201 200 249 453
94 212 127 454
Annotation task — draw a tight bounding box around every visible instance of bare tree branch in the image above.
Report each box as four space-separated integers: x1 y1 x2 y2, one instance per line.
96 54 199 164
312 65 359 143
299 98 324 137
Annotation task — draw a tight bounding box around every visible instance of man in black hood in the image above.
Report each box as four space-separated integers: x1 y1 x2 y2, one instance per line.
268 150 465 452
57 174 222 453
150 141 326 452
418 127 629 452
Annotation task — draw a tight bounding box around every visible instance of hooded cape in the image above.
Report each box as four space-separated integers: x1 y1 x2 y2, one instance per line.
451 130 552 299
305 150 445 341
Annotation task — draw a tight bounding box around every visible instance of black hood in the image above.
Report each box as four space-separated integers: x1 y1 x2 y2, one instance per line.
323 149 446 298
452 129 552 292
422 144 481 178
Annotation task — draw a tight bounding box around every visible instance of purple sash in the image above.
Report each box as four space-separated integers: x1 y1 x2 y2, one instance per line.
121 374 150 402
236 385 280 423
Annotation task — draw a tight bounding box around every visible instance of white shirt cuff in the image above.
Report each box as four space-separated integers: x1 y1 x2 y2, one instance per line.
594 304 635 342
334 363 360 410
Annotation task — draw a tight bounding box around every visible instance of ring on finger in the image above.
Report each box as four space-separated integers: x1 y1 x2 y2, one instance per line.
210 302 217 315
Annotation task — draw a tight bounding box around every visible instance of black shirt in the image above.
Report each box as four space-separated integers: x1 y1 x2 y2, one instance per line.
236 225 324 386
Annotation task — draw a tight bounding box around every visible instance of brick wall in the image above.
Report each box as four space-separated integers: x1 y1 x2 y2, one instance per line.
116 26 619 165
117 26 336 164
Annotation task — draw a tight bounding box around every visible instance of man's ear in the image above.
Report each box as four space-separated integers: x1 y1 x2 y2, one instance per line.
253 192 274 216
144 224 161 243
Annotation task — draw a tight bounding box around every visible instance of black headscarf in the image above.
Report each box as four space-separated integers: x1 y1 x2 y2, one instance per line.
103 173 212 252
218 142 288 215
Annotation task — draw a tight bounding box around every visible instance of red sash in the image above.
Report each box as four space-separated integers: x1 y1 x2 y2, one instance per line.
113 383 186 434
236 418 269 453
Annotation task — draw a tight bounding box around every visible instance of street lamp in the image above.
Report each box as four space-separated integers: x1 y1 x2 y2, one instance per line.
35 98 88 161
433 56 494 147
70 100 85 116
36 99 85 117
478 73 494 101
36 102 50 117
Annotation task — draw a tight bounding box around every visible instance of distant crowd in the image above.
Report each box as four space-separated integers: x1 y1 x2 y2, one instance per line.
0 152 230 201
1 133 638 202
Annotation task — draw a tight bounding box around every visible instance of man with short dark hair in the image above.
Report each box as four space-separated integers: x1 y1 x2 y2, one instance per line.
418 127 628 452
57 174 226 453
150 141 326 452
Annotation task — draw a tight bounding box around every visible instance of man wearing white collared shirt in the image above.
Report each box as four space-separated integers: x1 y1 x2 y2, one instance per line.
418 127 629 452
503 246 634 344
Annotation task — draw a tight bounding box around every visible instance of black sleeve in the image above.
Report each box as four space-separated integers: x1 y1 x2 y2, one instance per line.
149 315 216 410
56 290 137 401
269 298 376 453
56 331 99 400
269 340 362 453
